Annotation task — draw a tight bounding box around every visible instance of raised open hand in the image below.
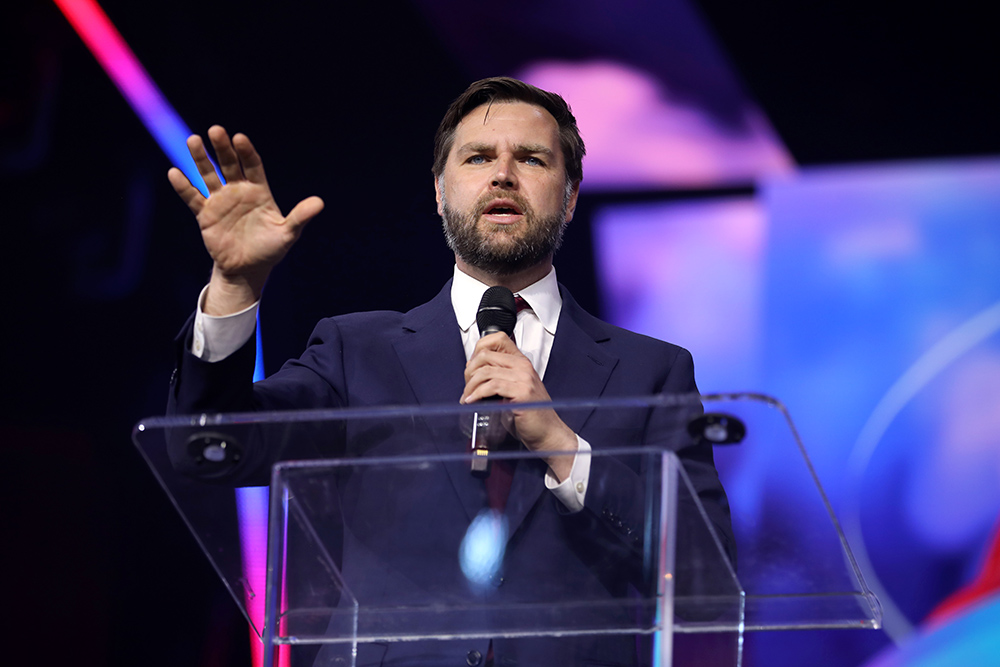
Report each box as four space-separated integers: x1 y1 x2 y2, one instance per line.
168 126 324 314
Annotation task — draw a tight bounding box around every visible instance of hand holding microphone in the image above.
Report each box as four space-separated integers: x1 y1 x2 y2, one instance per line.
461 286 580 482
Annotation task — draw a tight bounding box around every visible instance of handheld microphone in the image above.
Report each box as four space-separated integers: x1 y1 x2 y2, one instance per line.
470 286 516 475
476 286 517 338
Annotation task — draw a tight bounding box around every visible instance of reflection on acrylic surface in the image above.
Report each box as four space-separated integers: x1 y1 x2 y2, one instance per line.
460 510 509 590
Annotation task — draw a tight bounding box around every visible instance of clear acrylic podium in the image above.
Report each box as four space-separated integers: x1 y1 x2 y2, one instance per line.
132 394 881 666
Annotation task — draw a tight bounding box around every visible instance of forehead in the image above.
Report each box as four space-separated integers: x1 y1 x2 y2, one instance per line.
451 102 561 156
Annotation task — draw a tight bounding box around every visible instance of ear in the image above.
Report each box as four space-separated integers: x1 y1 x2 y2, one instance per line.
433 175 444 217
564 181 580 223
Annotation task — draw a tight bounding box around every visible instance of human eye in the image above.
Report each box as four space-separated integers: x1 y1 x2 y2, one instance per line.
466 154 488 165
523 156 546 167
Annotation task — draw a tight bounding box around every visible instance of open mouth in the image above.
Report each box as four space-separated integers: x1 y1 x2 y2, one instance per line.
482 199 524 217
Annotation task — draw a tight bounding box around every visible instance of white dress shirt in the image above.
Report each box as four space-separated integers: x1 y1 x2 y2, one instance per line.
190 265 591 511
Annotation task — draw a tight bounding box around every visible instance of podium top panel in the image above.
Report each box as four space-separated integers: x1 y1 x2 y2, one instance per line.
132 393 879 643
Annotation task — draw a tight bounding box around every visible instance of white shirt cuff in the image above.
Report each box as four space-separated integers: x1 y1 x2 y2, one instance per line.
544 436 591 513
191 285 260 362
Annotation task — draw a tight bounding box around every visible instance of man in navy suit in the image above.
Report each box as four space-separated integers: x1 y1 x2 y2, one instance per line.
168 77 733 666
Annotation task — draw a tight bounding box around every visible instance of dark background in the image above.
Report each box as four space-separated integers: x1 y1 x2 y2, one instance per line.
2 0 996 664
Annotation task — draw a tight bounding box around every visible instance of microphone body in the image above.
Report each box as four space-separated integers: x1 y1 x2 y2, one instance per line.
470 287 517 475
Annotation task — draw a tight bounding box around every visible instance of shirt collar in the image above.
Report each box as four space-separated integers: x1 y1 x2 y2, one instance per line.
451 265 562 335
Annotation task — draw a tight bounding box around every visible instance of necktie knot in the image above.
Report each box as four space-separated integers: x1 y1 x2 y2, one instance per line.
514 295 531 313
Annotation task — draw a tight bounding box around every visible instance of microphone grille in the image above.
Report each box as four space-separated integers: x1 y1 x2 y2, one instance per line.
477 286 517 337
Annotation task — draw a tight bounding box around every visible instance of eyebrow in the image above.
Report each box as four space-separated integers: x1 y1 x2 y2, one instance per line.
456 142 555 156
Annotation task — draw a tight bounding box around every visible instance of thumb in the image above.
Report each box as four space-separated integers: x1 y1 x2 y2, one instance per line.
285 196 325 230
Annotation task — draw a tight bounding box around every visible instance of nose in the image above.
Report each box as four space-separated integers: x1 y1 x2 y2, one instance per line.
490 154 518 189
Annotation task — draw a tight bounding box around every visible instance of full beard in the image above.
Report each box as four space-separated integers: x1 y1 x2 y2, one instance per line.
441 191 568 277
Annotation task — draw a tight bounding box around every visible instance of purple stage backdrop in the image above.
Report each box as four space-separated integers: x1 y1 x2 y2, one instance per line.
593 157 1000 665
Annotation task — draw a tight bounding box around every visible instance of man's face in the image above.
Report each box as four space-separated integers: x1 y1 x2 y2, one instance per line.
435 101 579 276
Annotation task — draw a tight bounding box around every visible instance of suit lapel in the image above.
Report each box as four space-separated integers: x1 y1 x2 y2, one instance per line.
392 282 486 522
541 287 619 431
504 286 620 538
392 281 467 406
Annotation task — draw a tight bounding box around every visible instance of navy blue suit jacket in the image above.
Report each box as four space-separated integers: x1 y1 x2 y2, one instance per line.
169 281 734 666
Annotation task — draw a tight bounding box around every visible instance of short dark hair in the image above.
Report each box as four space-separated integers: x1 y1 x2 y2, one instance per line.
432 77 585 185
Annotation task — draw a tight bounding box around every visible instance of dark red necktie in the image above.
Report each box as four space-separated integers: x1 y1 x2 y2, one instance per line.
485 296 533 666
514 294 531 318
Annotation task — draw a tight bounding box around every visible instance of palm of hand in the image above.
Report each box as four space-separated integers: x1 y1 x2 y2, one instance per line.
197 180 293 276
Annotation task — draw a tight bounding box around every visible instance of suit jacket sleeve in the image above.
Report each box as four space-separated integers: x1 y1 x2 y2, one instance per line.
167 312 356 484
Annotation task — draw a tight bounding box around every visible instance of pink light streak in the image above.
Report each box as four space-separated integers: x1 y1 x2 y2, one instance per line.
52 0 209 196
54 2 277 664
237 486 276 664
